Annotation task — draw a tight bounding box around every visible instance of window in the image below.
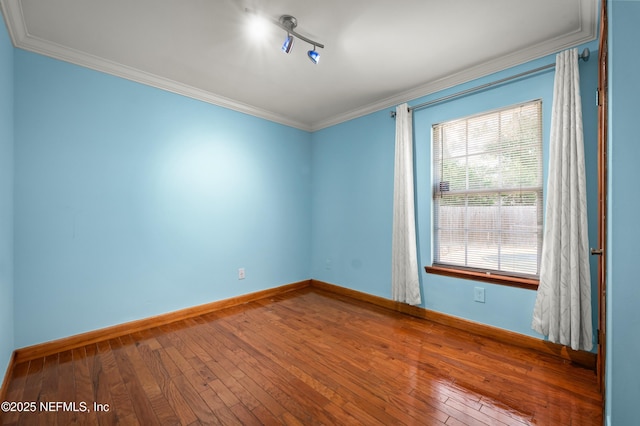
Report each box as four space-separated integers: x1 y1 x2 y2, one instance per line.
429 100 542 287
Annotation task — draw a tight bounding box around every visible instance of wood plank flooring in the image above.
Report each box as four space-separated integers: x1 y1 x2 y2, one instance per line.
1 288 602 425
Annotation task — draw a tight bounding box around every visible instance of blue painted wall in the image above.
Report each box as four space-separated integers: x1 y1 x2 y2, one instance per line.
311 111 395 294
312 42 600 342
606 1 640 424
0 15 15 377
13 50 312 347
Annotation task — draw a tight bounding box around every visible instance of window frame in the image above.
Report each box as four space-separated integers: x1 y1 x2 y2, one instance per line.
427 100 543 290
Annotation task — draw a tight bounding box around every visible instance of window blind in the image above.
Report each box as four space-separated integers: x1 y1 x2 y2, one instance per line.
432 100 543 278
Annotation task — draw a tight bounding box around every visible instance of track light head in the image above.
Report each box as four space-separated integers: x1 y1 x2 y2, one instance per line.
282 34 294 53
307 48 320 64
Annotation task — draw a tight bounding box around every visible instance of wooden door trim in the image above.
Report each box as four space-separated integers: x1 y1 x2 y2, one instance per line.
596 0 608 396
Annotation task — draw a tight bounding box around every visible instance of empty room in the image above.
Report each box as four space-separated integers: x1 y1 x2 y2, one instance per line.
0 1 637 425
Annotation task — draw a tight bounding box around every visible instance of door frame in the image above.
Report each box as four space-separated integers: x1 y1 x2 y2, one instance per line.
596 0 608 397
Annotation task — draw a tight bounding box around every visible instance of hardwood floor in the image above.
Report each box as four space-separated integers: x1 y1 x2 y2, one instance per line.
1 288 602 425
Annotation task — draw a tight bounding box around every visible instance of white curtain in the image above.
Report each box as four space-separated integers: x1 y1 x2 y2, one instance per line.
532 48 592 351
391 103 421 305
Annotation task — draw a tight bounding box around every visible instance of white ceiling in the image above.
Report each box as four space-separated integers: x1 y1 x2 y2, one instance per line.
1 0 598 131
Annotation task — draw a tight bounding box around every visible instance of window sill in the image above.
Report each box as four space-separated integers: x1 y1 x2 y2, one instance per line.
424 265 539 290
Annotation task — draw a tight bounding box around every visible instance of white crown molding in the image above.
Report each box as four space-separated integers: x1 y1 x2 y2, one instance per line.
0 0 25 44
311 0 599 131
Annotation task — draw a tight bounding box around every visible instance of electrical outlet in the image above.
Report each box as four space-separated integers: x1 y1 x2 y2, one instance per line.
238 268 245 280
474 287 485 303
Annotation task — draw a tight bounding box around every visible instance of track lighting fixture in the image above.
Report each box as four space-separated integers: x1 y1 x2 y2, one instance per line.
277 15 324 64
244 9 325 63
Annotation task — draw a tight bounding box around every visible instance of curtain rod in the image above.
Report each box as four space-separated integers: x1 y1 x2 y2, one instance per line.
390 48 590 118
